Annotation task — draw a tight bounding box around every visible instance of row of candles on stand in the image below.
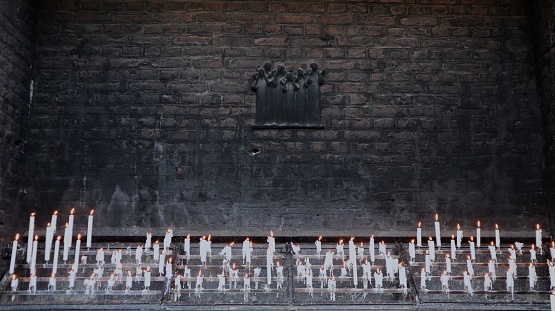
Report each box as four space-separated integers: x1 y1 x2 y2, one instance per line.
5 212 555 307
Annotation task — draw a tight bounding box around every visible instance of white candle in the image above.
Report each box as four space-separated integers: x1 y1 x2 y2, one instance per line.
154 241 160 262
51 211 58 233
26 213 35 263
428 237 435 261
315 236 322 257
52 236 60 275
450 235 456 260
416 222 422 247
74 234 81 271
68 208 75 249
466 256 474 276
445 254 451 273
45 223 53 262
409 240 416 261
369 235 375 263
267 230 275 253
456 224 463 249
495 224 500 249
10 275 18 292
469 236 476 261
434 214 441 247
183 235 190 260
86 210 94 248
425 251 431 273
166 257 172 277
266 248 273 285
476 221 481 248
9 233 19 275
145 232 152 250
530 244 537 262
488 260 496 280
536 224 542 250
550 290 555 311
63 223 70 261
488 242 497 261
30 235 38 275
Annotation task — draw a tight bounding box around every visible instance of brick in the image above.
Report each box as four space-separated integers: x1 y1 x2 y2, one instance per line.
317 14 353 25
254 37 288 46
247 3 265 12
400 16 438 26
276 14 314 24
234 13 269 24
195 13 231 23
173 35 210 45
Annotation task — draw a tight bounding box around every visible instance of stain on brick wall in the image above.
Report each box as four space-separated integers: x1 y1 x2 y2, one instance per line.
23 0 546 236
0 0 36 239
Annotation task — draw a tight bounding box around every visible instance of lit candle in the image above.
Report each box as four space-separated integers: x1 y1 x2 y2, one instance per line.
30 235 38 275
68 208 75 249
51 211 58 233
445 254 451 273
378 241 386 257
9 233 19 275
469 236 476 261
428 237 435 261
456 224 463 249
409 240 416 262
63 223 70 261
86 210 94 248
154 240 160 262
466 255 474 276
315 236 322 258
476 221 481 248
529 263 537 290
26 213 35 263
450 235 456 260
434 214 441 247
369 235 375 263
536 224 542 251
495 224 500 249
336 239 344 260
267 230 275 253
530 244 537 263
45 223 53 262
74 234 81 272
144 267 151 289
52 236 60 275
488 241 497 261
166 257 172 278
10 274 18 292
416 222 422 247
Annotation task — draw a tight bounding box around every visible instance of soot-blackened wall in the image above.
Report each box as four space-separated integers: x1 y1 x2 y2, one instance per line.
23 0 546 236
0 0 36 238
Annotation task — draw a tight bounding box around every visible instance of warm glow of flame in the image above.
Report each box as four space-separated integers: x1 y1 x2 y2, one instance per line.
77 234 81 240
457 223 461 230
477 220 480 228
47 222 51 227
318 236 322 240
65 223 69 228
435 214 438 221
495 224 499 229
70 208 74 215
34 235 38 241
53 211 58 215
270 230 273 237
532 244 535 249
56 236 61 241
429 236 432 241
418 222 421 228
451 234 454 239
15 233 19 240
90 210 94 216
537 224 540 230
470 236 474 242
339 239 343 244
411 239 415 244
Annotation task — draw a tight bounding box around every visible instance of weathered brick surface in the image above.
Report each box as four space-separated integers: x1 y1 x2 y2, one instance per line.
531 0 555 234
0 0 36 239
16 0 548 237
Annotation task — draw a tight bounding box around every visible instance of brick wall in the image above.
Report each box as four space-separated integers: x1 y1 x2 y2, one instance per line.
24 0 546 237
0 0 36 238
531 0 555 235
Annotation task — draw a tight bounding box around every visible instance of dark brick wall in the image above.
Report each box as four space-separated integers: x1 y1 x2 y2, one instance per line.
0 0 36 238
531 0 555 235
23 0 545 236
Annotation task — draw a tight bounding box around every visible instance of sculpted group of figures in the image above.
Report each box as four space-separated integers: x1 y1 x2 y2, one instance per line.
251 62 324 127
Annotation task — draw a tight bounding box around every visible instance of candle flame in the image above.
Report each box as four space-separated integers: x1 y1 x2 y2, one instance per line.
90 210 94 216
411 239 415 244
446 254 450 258
15 233 19 240
57 236 61 241
12 274 16 280
53 211 58 215
435 213 438 221
457 223 460 230
451 234 454 239
467 255 470 260
70 208 74 215
491 241 494 246
47 222 51 227
318 236 322 240
34 235 38 241
532 244 535 249
77 234 81 239
495 224 498 229
537 224 540 230
470 236 474 242
477 220 480 228
31 212 35 216
270 230 273 237
429 236 433 241
418 222 421 228
339 239 343 244
65 223 69 228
